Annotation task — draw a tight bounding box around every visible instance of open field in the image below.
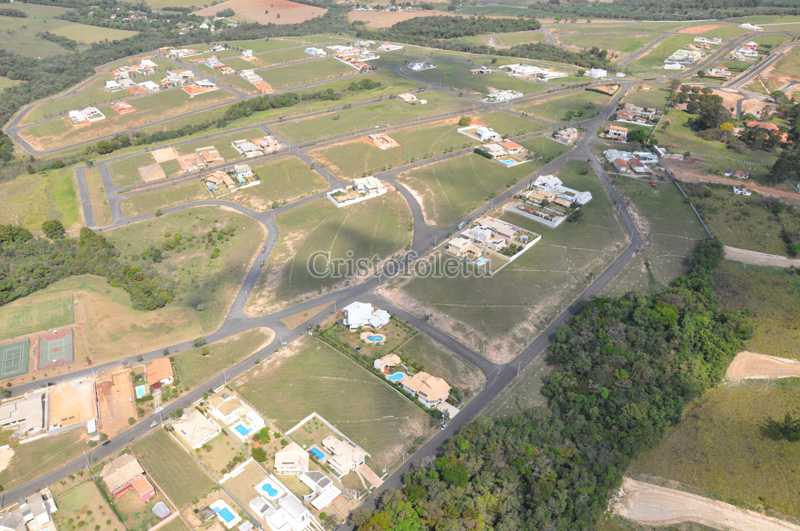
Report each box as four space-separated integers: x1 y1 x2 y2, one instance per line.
631 380 800 520
714 261 800 360
237 338 433 470
172 328 273 390
133 429 216 508
629 34 695 74
395 161 626 362
399 152 533 227
259 58 353 90
83 166 113 227
452 30 545 48
347 9 455 29
312 120 477 179
108 207 264 331
234 156 328 209
605 179 706 294
549 24 664 58
0 3 136 58
624 83 671 109
194 0 326 25
0 76 22 90
271 91 470 144
516 90 611 123
120 180 208 218
0 294 73 341
53 480 125 531
0 430 86 490
247 192 411 312
523 136 570 163
683 183 800 256
0 168 80 233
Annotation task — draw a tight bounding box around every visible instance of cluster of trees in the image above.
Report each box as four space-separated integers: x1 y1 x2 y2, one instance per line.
87 80 383 156
356 239 750 529
763 412 800 441
509 42 610 69
386 15 539 39
0 7 27 17
769 99 800 184
38 32 79 51
672 86 731 131
0 223 174 310
524 0 800 21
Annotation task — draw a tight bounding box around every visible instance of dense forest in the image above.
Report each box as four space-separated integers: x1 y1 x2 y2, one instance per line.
523 0 800 20
355 239 750 529
385 15 539 39
0 223 174 310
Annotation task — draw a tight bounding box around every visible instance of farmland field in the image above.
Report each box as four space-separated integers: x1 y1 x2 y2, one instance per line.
397 161 626 361
631 380 800 520
194 0 327 25
259 58 353 90
0 168 80 233
133 429 216 508
237 338 433 470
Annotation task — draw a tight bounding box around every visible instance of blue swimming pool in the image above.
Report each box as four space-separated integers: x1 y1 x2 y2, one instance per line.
386 371 405 383
234 423 251 436
134 385 148 399
215 507 235 523
261 482 279 498
367 335 384 342
309 446 326 461
498 158 517 167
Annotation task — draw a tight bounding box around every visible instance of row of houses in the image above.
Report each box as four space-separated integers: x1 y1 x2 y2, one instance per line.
732 41 760 61
603 148 660 175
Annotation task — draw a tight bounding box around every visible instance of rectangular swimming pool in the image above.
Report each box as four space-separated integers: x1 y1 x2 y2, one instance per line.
309 446 326 461
234 423 251 436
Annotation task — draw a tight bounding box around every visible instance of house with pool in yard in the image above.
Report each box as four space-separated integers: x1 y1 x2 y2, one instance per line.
373 353 459 418
443 216 541 273
505 174 593 229
208 391 266 441
274 442 343 512
342 301 390 332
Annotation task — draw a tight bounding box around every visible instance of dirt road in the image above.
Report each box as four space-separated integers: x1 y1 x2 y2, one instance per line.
724 246 800 268
726 351 800 382
614 477 800 530
666 159 800 204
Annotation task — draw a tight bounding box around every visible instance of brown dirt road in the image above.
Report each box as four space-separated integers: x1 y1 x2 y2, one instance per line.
614 477 800 530
726 351 800 382
724 246 800 268
666 159 800 204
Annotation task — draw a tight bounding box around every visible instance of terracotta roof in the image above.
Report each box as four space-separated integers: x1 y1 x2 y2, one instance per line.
745 120 780 132
146 358 173 386
404 372 451 402
102 454 145 494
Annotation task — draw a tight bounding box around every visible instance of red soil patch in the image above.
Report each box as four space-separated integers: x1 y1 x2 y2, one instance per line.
195 0 326 25
678 23 723 35
347 10 455 29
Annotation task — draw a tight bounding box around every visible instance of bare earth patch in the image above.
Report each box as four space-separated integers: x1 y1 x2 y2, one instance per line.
726 351 800 382
347 10 454 29
195 0 326 25
0 446 14 474
678 23 723 35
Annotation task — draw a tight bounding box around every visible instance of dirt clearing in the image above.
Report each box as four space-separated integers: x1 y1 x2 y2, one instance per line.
678 23 723 34
195 0 326 25
138 163 166 183
347 10 453 29
726 351 800 382
97 368 137 437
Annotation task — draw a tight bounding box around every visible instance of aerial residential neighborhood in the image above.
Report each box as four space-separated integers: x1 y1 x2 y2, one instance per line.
0 1 799 530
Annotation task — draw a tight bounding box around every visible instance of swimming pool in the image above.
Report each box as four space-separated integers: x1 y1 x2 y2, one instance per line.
309 446 326 461
216 507 235 523
234 423 251 437
134 385 148 399
386 371 406 383
256 478 283 499
498 158 517 167
209 500 240 528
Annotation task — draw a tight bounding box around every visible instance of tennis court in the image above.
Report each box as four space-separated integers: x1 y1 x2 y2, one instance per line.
38 329 74 368
0 295 74 341
0 339 30 379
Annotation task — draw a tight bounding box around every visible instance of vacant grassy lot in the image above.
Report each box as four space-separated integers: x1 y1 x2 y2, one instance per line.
233 156 328 209
656 110 777 177
517 90 611 123
453 30 545 48
109 207 264 331
259 58 353 90
714 261 800 359
53 480 125 531
272 91 470 144
606 179 706 294
0 430 86 489
476 111 549 135
630 34 695 73
631 380 800 520
399 161 626 361
120 180 208 218
133 430 216 508
624 83 671 109
313 121 477 179
399 152 532 227
83 166 113 227
248 192 411 310
523 136 570 163
0 294 73 341
0 168 80 233
683 183 800 256
173 328 272 390
550 24 662 56
0 76 22 90
238 338 433 470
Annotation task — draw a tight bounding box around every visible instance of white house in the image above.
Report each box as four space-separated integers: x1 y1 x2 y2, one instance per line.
321 436 367 477
274 442 309 475
342 302 390 330
299 471 341 511
250 475 313 531
585 68 608 79
174 409 221 449
475 127 502 143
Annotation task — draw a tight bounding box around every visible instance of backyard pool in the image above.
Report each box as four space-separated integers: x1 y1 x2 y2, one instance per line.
365 334 385 344
233 423 251 437
386 371 406 383
209 500 240 528
256 478 284 499
498 158 518 167
134 385 148 399
309 446 326 462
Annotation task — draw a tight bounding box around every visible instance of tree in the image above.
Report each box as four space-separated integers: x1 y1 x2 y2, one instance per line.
768 144 800 184
627 128 649 144
251 447 267 462
458 116 472 126
762 412 800 441
41 220 65 240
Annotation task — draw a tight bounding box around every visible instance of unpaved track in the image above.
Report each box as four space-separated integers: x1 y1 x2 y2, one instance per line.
614 477 800 531
726 351 800 382
724 246 800 268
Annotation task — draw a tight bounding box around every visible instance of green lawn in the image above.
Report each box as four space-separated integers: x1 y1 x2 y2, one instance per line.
238 339 433 470
399 152 532 227
108 207 264 331
54 481 125 531
0 294 73 340
523 136 570 163
172 328 272 391
477 111 549 135
606 179 707 294
314 122 477 179
0 430 86 490
516 90 611 123
630 34 695 73
401 161 626 359
624 84 671 109
0 168 80 233
395 332 485 396
259 59 353 90
120 180 208 218
683 183 800 256
631 380 800 520
714 261 800 359
133 430 216 508
553 26 660 56
234 156 328 208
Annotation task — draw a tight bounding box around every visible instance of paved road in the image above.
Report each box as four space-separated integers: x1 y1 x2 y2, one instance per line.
724 40 797 90
73 166 96 228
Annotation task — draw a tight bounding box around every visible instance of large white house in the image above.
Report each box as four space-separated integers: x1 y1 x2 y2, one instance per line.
274 442 309 475
342 302 390 330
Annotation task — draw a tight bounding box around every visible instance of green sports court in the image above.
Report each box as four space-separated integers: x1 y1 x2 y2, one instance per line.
0 339 31 379
38 329 74 368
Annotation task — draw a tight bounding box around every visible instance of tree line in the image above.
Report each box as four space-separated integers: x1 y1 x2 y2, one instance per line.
355 239 750 529
524 0 800 21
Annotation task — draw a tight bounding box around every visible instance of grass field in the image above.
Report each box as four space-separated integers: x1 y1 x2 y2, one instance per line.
248 192 411 310
120 180 208 218
656 110 777 177
259 58 353 90
452 30 545 48
0 430 86 490
394 332 485 396
108 207 264 331
624 83 671 109
399 161 626 360
83 166 113 227
683 183 800 256
237 338 433 470
233 156 328 209
714 261 800 359
399 152 533 227
0 76 22 90
313 121 477 179
523 136 570 163
550 25 662 57
631 380 800 520
0 3 136 58
605 179 706 294
0 294 73 341
172 328 272 391
629 34 695 73
133 430 216 508
271 91 470 144
0 168 80 233
516 90 611 123
53 481 125 531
